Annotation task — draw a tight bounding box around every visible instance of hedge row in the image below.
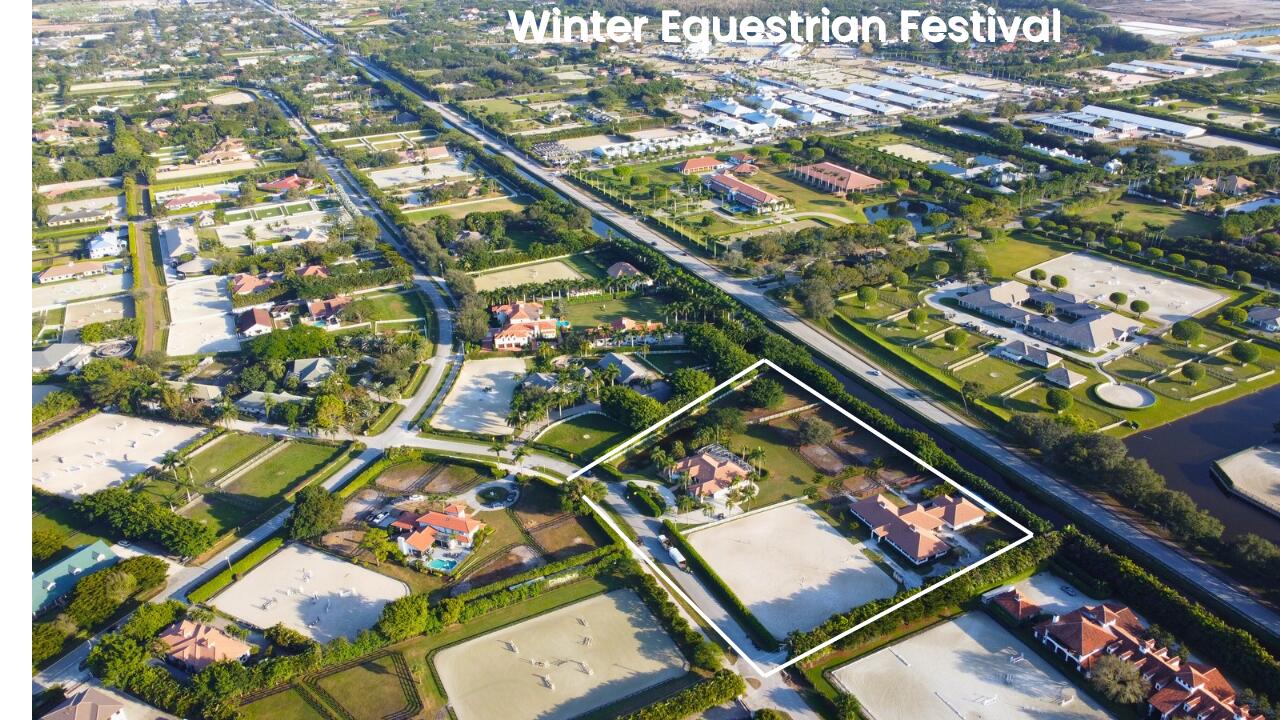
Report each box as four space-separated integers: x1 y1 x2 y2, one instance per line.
187 533 285 604
618 670 746 720
626 482 667 517
662 520 780 652
626 561 722 671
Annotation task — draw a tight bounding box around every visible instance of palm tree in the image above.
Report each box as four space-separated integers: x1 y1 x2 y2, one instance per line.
160 450 195 504
600 363 621 387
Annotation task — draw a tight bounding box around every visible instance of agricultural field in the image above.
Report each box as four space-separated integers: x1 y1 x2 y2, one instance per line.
1066 197 1217 239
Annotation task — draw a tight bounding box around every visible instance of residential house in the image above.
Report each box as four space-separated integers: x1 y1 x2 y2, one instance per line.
958 281 1140 353
702 172 787 214
258 173 313 194
47 207 114 226
491 301 559 350
521 372 563 392
1218 174 1255 197
606 261 653 286
1186 176 1217 201
40 688 126 720
987 588 1042 621
611 317 663 334
596 352 655 385
32 343 89 374
1033 602 1262 720
393 504 486 550
163 192 220 211
732 163 759 176
236 308 274 337
848 492 985 565
291 357 336 387
158 620 253 673
196 137 251 165
87 228 126 259
791 162 883 194
307 296 352 327
997 340 1061 368
1247 306 1280 332
675 156 724 175
230 271 281 296
34 128 71 144
299 264 330 279
36 261 105 284
32 540 117 614
672 444 751 501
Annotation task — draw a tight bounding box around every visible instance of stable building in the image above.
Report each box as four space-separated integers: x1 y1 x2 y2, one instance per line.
702 173 787 215
791 162 883 194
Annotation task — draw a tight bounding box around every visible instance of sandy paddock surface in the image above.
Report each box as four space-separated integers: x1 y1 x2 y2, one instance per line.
831 612 1114 720
47 194 125 220
209 90 254 106
214 544 408 642
434 590 688 720
559 134 627 153
1015 251 1224 326
1215 444 1280 516
685 502 898 638
32 272 132 310
32 413 206 497
166 275 241 355
368 160 470 189
62 296 135 342
1182 134 1280 156
472 259 585 292
878 142 951 164
155 159 259 182
214 209 328 247
430 357 525 436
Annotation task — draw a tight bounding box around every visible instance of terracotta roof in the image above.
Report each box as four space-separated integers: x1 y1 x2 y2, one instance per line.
607 261 644 278
237 308 273 332
417 509 484 535
704 173 779 205
990 589 1041 620
40 688 123 720
674 450 750 485
231 272 278 295
259 174 312 192
158 620 252 672
676 156 721 173
308 295 352 320
37 261 104 282
422 145 450 160
492 301 543 323
299 264 329 278
848 492 983 564
403 527 436 552
793 162 883 192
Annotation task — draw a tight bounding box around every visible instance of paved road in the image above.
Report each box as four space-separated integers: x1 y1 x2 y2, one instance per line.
413 103 1280 639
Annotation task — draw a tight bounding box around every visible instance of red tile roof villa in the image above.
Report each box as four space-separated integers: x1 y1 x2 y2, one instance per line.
792 162 883 193
702 173 786 213
848 492 985 564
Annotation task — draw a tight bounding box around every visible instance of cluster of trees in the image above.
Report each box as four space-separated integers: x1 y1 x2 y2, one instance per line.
790 246 930 321
33 556 168 668
76 487 218 557
32 389 78 426
79 318 139 344
284 485 344 541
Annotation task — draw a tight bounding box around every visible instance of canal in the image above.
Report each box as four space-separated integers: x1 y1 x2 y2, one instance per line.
1125 384 1280 543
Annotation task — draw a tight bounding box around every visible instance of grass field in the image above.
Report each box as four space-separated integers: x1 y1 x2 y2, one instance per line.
312 653 420 719
538 413 629 459
33 491 104 556
639 352 697 374
562 294 668 329
1068 197 1217 239
746 169 870 223
240 688 328 720
984 233 1073 279
353 290 428 322
186 433 275 483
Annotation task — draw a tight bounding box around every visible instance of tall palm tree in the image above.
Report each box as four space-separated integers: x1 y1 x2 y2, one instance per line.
160 450 195 504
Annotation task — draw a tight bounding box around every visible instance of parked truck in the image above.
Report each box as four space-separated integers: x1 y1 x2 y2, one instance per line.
667 546 688 571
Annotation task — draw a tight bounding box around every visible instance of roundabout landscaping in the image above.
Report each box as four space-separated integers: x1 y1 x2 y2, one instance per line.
1093 382 1157 410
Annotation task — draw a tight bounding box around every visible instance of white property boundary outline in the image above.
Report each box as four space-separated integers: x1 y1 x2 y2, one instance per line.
571 358 1035 678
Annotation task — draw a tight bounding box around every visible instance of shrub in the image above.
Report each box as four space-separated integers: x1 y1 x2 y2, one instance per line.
620 670 745 720
626 482 666 517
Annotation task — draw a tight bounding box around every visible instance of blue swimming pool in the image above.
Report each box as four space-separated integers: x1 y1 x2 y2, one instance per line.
427 557 458 572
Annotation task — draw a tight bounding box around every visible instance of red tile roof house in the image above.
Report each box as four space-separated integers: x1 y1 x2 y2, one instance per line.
675 156 725 175
393 504 486 553
299 264 330 279
36 261 106 285
237 308 274 337
610 316 663 334
987 588 1042 622
157 620 253 673
672 444 752 502
791 162 883 194
308 296 352 327
422 145 451 162
702 172 788 215
490 301 559 350
163 192 221 211
258 173 314 194
40 688 125 720
1033 602 1262 720
848 492 986 565
230 271 281 295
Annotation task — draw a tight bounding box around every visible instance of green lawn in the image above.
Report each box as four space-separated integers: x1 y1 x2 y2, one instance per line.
985 233 1074 278
33 491 105 559
639 352 697 375
312 653 419 719
1002 384 1120 429
186 433 275 483
538 413 630 459
746 169 870 223
353 291 428 322
460 97 530 116
952 356 1040 397
562 295 669 329
912 332 989 370
240 688 329 720
725 419 822 506
1068 197 1217 239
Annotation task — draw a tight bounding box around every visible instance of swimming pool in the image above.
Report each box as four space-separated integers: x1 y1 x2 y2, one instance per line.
427 557 458 572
